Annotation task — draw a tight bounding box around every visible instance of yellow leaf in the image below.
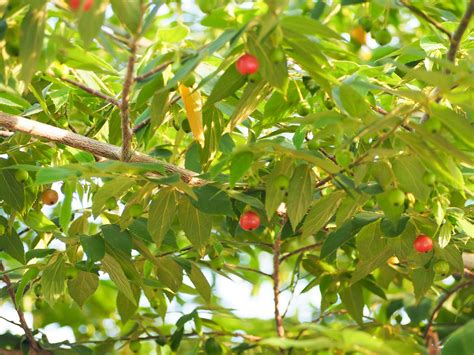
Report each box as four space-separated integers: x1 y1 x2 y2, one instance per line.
179 84 204 146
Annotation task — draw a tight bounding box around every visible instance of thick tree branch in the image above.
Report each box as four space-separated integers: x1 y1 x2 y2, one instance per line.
0 112 205 185
273 217 287 345
399 0 452 40
120 36 140 161
59 76 120 106
447 0 474 62
0 263 48 355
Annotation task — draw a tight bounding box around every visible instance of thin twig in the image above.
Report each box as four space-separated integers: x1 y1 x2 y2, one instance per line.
423 280 474 341
399 0 452 40
447 0 474 62
134 60 173 82
280 242 323 263
273 217 287 347
224 263 272 278
0 262 48 355
59 76 120 106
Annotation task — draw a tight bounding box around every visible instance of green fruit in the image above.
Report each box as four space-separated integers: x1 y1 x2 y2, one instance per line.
386 189 406 207
274 175 289 191
105 197 118 210
374 29 392 46
129 204 143 218
433 260 450 276
307 138 320 150
197 0 218 13
270 48 285 63
0 224 5 235
129 340 141 353
364 199 375 209
297 101 311 116
325 291 338 304
204 338 223 355
358 17 372 32
423 172 437 187
181 119 191 133
155 335 167 346
15 169 29 182
424 118 442 134
183 73 196 87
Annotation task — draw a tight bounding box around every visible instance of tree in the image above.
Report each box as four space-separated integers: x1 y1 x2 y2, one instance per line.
0 0 473 354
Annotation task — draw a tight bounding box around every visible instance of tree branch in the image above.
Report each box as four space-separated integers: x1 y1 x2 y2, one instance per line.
224 263 272 278
0 262 49 355
280 242 322 263
58 76 120 106
423 280 474 344
447 0 474 62
134 60 173 82
0 112 205 186
399 0 452 40
273 217 287 345
120 35 140 161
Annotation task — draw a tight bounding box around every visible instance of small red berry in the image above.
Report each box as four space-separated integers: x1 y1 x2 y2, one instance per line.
239 211 260 231
236 54 259 75
69 0 94 11
413 234 433 253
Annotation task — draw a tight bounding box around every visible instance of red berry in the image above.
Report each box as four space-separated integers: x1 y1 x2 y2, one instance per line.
236 54 259 75
413 235 433 253
239 211 260 231
69 0 94 11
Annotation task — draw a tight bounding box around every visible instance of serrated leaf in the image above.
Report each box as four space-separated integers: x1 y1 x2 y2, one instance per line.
340 282 364 325
117 284 140 323
68 271 99 307
0 229 25 265
412 267 434 301
155 256 183 292
301 190 345 238
186 262 211 303
178 198 212 252
265 158 293 219
101 254 136 305
287 164 314 230
0 168 25 211
41 254 66 304
148 188 178 248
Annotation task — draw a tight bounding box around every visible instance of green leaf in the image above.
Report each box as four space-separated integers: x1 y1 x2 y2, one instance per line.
442 319 474 355
101 254 136 305
340 282 364 324
150 90 170 130
110 0 142 33
281 16 340 39
101 224 132 257
352 220 394 284
392 156 431 203
155 256 183 292
157 23 190 43
67 271 99 307
60 180 74 233
287 164 314 230
336 84 371 118
41 254 66 304
0 229 25 264
0 168 25 212
23 211 57 232
206 64 247 107
15 268 39 306
80 234 105 262
186 262 211 303
412 267 434 300
19 0 46 87
117 284 140 323
438 245 464 273
178 198 213 252
321 213 380 259
380 216 409 238
78 0 106 47
438 221 454 248
431 104 474 150
230 150 254 187
148 188 178 248
191 185 233 216
301 190 345 238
